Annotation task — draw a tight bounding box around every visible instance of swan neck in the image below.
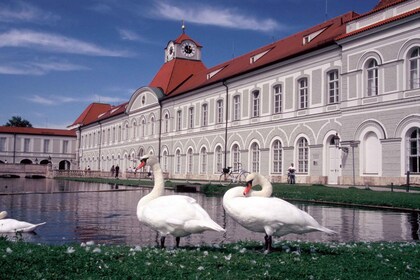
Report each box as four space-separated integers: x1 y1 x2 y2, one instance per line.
250 175 272 197
138 161 165 212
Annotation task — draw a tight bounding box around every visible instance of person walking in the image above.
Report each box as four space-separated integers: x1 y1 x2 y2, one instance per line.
115 165 120 179
110 165 115 177
288 163 296 184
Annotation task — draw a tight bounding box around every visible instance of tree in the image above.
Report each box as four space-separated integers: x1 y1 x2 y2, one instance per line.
4 116 33 127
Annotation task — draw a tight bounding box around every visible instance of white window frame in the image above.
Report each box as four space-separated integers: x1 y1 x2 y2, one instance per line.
273 84 282 114
367 59 378 96
233 95 241 121
298 78 308 109
252 90 260 117
327 70 339 104
216 99 224 124
409 47 420 90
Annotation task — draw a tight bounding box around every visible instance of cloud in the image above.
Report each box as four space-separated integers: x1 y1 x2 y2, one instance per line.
152 2 283 32
0 60 89 75
25 93 126 106
0 29 132 57
118 28 149 42
0 1 59 23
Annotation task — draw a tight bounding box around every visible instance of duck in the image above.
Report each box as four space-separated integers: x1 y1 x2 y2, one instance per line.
0 211 46 233
223 173 336 253
136 153 225 248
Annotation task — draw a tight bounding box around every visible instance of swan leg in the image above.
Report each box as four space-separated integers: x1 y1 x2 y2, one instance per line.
264 234 273 253
175 237 180 248
160 236 166 248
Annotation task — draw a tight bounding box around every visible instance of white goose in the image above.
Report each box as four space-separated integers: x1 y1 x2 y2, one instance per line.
223 173 336 252
136 154 225 248
0 211 46 233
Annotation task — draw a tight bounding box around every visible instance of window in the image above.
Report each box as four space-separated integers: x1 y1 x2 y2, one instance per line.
409 127 420 173
252 90 260 117
327 70 339 104
24 138 30 152
409 47 420 89
164 113 170 133
177 110 182 131
200 147 207 174
215 146 223 172
118 126 122 142
216 100 224 123
273 85 282 114
202 104 208 126
132 121 137 139
367 59 378 96
232 144 240 171
272 140 282 173
298 78 308 109
188 107 194 129
251 142 260 172
44 139 50 153
113 127 116 143
233 95 241 121
187 148 193 174
150 116 155 135
141 119 146 137
62 140 68 154
162 150 168 172
297 138 309 173
0 137 6 152
175 150 181 174
107 129 111 144
125 123 129 140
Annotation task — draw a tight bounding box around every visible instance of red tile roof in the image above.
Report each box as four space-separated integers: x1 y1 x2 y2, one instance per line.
69 103 112 127
167 12 356 97
337 7 420 40
174 33 202 47
0 126 76 137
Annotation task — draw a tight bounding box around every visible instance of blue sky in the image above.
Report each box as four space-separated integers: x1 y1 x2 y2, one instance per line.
0 0 379 129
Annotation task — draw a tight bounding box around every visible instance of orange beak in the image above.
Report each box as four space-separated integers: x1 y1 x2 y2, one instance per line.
136 160 146 169
243 181 253 196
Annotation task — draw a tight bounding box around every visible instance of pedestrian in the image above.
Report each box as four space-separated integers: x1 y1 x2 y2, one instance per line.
288 163 296 184
115 165 120 178
110 165 115 177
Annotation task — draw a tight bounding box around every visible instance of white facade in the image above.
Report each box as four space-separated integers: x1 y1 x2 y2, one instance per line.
77 1 420 185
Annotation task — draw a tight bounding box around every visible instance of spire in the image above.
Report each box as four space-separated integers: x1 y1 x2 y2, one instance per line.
182 19 185 34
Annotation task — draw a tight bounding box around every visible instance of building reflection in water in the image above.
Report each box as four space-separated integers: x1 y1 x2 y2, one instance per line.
0 178 418 246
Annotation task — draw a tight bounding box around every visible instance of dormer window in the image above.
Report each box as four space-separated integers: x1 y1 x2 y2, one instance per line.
250 49 271 64
303 27 327 45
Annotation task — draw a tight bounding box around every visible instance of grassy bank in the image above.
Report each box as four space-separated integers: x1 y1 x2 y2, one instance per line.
59 177 420 211
1 238 418 280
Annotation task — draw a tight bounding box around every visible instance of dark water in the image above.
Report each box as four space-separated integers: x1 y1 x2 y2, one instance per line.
0 178 418 247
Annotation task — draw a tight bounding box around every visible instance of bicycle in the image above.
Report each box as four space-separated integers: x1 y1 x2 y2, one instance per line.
218 163 250 186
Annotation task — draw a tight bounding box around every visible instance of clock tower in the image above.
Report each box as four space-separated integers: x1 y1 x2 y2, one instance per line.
164 27 202 62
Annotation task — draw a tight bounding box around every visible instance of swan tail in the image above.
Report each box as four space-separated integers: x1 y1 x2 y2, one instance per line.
21 222 46 233
310 225 336 235
185 220 225 233
0 211 8 219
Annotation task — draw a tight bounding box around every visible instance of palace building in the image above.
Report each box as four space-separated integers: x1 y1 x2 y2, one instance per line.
69 0 420 186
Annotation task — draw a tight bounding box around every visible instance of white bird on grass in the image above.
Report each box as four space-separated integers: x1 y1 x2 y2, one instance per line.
223 173 336 253
136 153 225 248
0 211 46 233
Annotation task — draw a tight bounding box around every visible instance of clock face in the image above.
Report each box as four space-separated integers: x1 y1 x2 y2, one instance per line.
166 42 175 61
181 42 196 57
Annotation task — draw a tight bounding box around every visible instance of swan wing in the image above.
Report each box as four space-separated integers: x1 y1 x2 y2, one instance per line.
0 219 46 233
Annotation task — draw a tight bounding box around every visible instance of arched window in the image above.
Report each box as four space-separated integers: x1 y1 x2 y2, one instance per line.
364 131 380 174
132 121 137 139
175 150 181 174
125 123 129 140
273 85 282 114
251 142 260 172
177 110 182 131
215 146 223 172
252 90 260 117
232 144 240 171
150 116 155 135
298 78 308 109
187 148 193 174
118 126 122 142
272 140 282 173
409 47 420 89
297 137 308 173
408 127 420 173
366 59 378 96
200 147 207 174
164 113 170 133
141 118 146 137
162 150 168 172
327 70 339 104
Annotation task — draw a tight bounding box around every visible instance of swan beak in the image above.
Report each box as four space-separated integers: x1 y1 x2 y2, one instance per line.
136 160 146 169
243 181 253 196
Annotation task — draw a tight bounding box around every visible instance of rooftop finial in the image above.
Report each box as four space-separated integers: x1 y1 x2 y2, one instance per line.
182 19 185 34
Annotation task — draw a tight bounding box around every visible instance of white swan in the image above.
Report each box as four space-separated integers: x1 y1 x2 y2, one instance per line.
223 173 336 252
136 154 225 248
0 211 46 233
